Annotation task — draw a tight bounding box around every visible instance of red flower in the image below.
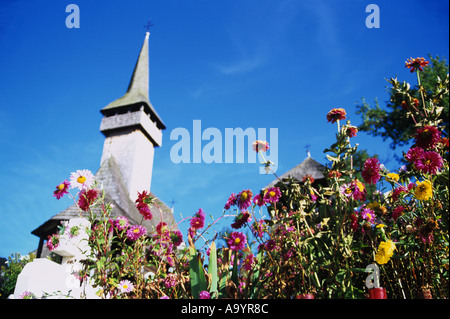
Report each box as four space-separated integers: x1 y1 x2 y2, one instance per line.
190 208 205 230
414 125 441 149
135 191 153 220
405 57 429 73
326 108 347 123
78 188 100 211
405 146 424 163
343 125 358 138
361 158 381 185
231 211 252 229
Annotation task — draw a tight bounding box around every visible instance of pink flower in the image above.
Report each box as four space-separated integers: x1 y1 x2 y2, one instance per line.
263 187 281 204
361 157 381 185
53 180 70 199
113 216 129 231
224 193 237 210
199 291 211 299
227 232 247 251
360 208 375 223
265 239 276 251
243 254 255 271
414 150 443 175
253 194 265 207
126 225 147 241
190 208 205 230
118 280 134 294
252 219 266 238
392 186 408 202
46 234 60 251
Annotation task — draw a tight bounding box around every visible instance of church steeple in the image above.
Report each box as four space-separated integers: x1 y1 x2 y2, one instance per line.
99 32 165 200
100 32 165 131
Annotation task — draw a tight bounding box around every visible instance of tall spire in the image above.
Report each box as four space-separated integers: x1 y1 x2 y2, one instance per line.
101 32 165 130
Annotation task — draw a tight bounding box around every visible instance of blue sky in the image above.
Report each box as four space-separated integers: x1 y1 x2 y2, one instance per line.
0 0 448 258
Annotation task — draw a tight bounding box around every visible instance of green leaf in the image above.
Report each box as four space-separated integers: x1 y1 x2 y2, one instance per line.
208 242 219 298
189 246 207 299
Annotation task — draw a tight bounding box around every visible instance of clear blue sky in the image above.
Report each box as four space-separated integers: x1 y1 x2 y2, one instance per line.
0 0 448 258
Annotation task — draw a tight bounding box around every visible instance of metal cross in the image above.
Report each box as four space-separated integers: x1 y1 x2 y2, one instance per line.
144 20 154 32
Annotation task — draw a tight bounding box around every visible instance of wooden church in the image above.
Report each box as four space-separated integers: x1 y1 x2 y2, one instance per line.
31 32 177 258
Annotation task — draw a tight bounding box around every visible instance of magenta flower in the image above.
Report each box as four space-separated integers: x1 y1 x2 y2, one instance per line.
413 125 441 149
53 180 70 200
405 147 424 163
263 187 281 204
361 157 381 185
113 216 129 231
135 191 153 220
253 194 265 207
224 193 237 210
392 206 405 221
360 207 376 223
126 225 147 241
199 291 211 299
170 230 183 247
46 234 60 251
190 208 205 230
236 189 253 210
415 150 443 175
227 232 247 251
243 254 255 271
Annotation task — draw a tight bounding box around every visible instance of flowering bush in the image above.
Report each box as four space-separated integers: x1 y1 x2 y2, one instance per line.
46 57 448 299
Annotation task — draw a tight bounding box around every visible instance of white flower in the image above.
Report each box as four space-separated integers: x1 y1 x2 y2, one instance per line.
70 169 95 190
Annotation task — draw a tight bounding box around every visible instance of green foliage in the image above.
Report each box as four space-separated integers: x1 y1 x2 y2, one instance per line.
0 252 35 299
356 55 449 150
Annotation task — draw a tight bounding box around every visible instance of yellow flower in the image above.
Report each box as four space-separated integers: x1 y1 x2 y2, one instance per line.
374 240 396 265
386 173 399 182
414 180 433 201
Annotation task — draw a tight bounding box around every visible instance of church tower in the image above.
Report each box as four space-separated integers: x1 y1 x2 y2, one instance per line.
99 32 165 201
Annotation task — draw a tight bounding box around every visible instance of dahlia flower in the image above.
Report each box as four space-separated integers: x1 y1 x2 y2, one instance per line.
415 150 443 175
374 240 396 265
414 180 433 201
362 157 381 185
190 208 206 230
414 125 441 149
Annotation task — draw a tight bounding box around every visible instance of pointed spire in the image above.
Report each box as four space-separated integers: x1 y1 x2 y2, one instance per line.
101 32 165 129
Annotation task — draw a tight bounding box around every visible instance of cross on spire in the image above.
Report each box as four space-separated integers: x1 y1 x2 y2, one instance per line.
144 20 154 32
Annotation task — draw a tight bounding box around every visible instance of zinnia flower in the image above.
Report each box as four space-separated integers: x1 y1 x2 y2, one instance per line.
117 280 134 294
53 180 70 199
227 231 247 251
126 225 147 241
326 108 347 123
374 240 396 264
69 169 95 190
77 188 100 211
361 157 381 185
405 57 429 73
190 208 206 230
414 180 433 201
252 140 269 152
236 189 253 210
413 125 441 150
343 124 358 138
414 150 443 175
263 187 281 204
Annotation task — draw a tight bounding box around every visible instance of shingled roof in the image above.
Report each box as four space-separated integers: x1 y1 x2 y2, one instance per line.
266 153 327 188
